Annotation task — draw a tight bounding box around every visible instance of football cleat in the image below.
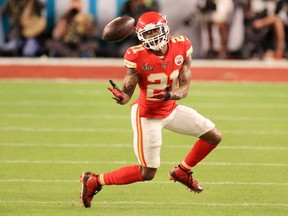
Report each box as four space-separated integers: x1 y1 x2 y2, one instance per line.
80 171 102 208
169 166 203 193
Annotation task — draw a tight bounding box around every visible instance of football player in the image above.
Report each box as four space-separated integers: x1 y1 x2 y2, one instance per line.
80 11 222 208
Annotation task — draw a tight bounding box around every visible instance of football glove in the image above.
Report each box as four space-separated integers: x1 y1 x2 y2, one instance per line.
107 80 124 101
149 85 171 101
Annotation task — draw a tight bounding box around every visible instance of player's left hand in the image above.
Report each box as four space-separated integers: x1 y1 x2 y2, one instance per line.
107 80 124 102
149 85 171 101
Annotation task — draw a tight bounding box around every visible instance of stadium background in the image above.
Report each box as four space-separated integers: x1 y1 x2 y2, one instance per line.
1 0 276 81
0 0 244 58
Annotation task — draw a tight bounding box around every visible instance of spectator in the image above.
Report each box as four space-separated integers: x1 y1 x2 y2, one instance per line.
274 0 287 59
115 0 160 57
143 0 159 12
183 0 234 59
0 0 46 57
203 0 234 59
121 0 159 21
45 0 99 57
242 0 286 60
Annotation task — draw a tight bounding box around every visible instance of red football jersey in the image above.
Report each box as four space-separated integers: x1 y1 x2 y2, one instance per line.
124 35 193 118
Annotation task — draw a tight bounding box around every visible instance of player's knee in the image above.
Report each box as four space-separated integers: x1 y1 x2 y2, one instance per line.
213 131 222 145
200 128 222 145
142 173 156 181
141 167 157 181
208 129 222 145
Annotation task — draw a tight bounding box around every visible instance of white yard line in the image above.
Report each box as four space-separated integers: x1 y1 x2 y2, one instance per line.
0 90 103 95
0 113 286 122
0 200 287 207
0 127 130 133
0 89 287 98
0 101 287 109
0 126 287 135
0 142 287 150
0 179 287 186
0 160 287 167
218 146 288 150
0 113 130 120
1 79 287 86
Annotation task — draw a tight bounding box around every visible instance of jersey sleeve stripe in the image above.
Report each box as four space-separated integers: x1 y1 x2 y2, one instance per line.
186 46 193 57
124 59 137 69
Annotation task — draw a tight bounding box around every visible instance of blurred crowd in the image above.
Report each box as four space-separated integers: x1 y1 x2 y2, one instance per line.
0 0 287 60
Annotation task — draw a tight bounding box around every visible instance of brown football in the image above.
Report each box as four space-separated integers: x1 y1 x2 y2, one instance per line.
102 16 135 42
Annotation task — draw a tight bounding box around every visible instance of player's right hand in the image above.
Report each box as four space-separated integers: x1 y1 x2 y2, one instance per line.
107 80 124 102
149 85 171 101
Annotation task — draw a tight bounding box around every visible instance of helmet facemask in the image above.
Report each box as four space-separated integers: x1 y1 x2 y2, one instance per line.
137 23 170 51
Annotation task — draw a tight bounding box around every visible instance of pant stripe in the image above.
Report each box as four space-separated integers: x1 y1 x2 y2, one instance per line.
136 106 147 167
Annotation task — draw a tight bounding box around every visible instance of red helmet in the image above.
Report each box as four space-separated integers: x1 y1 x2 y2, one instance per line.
136 11 170 51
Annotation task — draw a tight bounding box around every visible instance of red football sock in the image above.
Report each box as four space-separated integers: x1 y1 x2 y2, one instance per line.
180 139 217 171
99 165 144 185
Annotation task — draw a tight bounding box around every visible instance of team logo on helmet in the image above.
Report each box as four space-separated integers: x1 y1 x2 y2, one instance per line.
174 55 184 66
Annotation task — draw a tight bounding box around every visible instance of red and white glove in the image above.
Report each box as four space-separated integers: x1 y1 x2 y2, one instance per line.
107 80 124 102
149 85 171 101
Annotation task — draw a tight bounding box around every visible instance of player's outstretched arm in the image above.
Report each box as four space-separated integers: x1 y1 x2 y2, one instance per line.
107 80 125 103
120 68 139 104
107 68 139 105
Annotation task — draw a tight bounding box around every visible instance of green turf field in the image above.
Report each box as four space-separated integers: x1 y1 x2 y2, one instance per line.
0 80 287 216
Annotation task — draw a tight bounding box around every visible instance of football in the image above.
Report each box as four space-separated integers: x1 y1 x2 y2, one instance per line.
102 16 135 42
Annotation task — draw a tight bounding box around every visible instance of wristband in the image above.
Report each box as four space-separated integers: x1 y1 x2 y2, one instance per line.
163 91 171 101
